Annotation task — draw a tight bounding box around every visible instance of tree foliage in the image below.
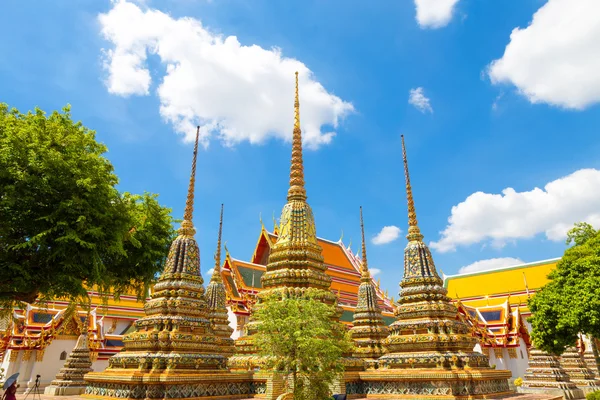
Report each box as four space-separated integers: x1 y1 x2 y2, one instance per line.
529 222 600 355
254 292 352 400
0 103 175 309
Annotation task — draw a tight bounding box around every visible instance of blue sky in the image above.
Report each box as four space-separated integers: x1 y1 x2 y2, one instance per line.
2 0 600 297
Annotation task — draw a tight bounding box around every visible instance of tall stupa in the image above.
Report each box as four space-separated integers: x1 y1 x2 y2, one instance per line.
229 72 338 371
85 128 262 399
355 135 513 398
350 207 389 363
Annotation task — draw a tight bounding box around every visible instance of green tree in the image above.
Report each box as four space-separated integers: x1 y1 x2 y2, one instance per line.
529 222 600 354
0 103 175 310
254 292 351 400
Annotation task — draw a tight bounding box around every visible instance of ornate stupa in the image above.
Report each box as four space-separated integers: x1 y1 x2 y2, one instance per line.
560 346 599 393
205 204 235 355
85 128 261 399
583 337 600 377
350 207 389 363
45 317 93 395
363 135 512 397
229 72 337 371
519 346 583 399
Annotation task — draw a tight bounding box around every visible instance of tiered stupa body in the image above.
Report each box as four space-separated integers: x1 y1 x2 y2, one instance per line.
519 346 583 399
205 204 235 355
85 128 264 399
229 72 338 371
45 325 93 395
362 136 512 398
350 207 388 364
583 337 600 378
560 346 599 393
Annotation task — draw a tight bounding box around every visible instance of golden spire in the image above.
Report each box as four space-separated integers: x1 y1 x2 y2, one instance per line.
359 206 370 280
401 135 424 242
287 71 307 202
179 126 200 236
211 204 224 283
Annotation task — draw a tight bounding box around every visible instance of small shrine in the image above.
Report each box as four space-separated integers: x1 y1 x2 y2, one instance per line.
44 318 93 395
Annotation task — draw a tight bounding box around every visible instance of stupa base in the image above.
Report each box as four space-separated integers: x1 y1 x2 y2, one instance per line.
84 369 267 399
44 383 87 396
518 385 584 400
344 368 514 399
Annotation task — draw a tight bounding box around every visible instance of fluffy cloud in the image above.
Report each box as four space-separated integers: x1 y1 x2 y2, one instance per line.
408 87 433 113
98 0 354 148
205 268 214 277
431 169 600 252
372 226 402 245
488 0 600 110
414 0 460 29
458 257 524 274
370 268 382 276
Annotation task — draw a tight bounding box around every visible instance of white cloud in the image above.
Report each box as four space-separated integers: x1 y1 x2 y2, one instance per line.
458 257 524 274
414 0 460 29
372 226 402 245
488 0 600 110
408 87 433 113
370 268 382 276
205 268 214 276
431 169 600 252
98 0 354 148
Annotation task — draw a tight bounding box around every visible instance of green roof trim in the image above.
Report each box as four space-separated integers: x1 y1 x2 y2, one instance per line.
340 310 354 322
226 275 240 297
382 316 395 326
238 266 264 288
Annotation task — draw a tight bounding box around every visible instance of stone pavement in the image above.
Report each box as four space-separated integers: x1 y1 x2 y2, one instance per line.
16 394 565 400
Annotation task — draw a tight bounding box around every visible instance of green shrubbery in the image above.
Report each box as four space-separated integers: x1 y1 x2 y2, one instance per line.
587 391 600 400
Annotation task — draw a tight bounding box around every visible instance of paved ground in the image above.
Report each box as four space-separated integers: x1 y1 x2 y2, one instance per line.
16 394 564 400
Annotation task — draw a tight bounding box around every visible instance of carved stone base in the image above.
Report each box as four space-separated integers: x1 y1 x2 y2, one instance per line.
518 386 584 400
84 369 267 399
345 368 514 399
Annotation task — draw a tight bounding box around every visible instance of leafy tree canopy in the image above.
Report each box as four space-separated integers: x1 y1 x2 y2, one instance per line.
529 222 600 355
0 103 176 310
254 292 352 400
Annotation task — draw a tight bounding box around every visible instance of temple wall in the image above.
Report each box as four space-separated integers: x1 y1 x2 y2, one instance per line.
480 338 529 383
227 307 243 339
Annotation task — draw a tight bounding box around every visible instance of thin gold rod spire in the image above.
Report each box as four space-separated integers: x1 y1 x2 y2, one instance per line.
211 203 224 283
287 71 307 201
180 126 200 236
360 206 370 279
401 135 424 242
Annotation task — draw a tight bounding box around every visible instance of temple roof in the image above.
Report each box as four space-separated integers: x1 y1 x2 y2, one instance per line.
444 258 560 313
456 299 531 348
222 225 394 322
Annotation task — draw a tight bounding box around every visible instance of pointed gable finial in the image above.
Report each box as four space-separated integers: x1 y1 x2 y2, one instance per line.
359 206 370 280
287 71 307 202
401 135 424 242
211 204 224 283
180 126 200 236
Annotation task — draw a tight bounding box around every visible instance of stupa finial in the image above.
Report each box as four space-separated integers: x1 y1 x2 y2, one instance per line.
359 206 370 280
287 71 307 201
211 204 224 283
179 126 200 236
401 135 424 242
